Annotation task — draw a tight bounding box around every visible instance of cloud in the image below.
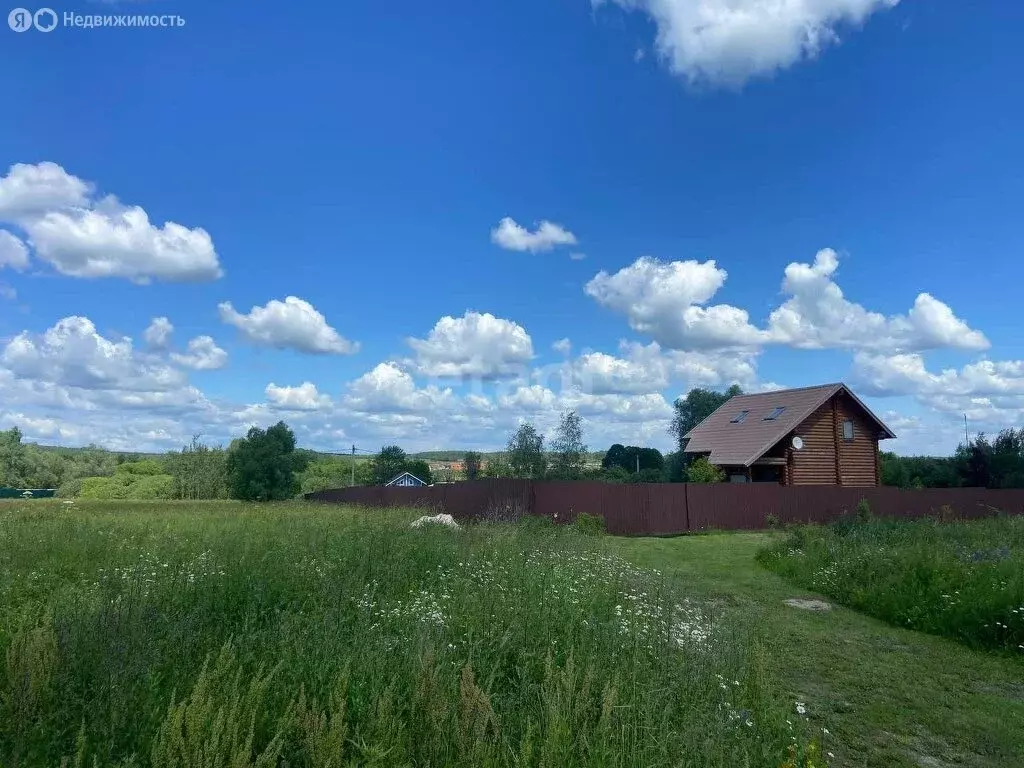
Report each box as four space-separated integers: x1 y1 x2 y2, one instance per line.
0 162 223 283
490 217 578 253
585 256 766 349
851 352 1024 444
343 361 453 413
767 249 988 353
0 161 90 218
265 382 332 411
853 353 1024 399
588 249 986 354
170 336 228 371
144 317 174 350
561 340 757 395
0 230 30 271
0 284 15 301
569 252 588 261
1 316 185 392
219 296 358 355
552 338 572 355
406 311 534 378
598 0 899 86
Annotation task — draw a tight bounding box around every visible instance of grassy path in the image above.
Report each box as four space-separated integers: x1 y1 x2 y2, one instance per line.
612 533 1024 768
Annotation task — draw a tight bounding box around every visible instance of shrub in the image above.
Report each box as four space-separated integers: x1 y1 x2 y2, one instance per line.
77 473 174 500
855 497 872 523
516 514 558 534
765 514 779 529
687 457 725 484
116 459 166 476
55 478 84 498
571 512 606 536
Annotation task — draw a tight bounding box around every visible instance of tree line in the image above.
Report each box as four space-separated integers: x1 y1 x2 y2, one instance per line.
4 387 1021 500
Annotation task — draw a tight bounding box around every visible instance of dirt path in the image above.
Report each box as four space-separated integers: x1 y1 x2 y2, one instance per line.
612 532 1024 768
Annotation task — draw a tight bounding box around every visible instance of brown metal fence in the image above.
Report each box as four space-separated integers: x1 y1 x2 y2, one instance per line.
305 481 1024 535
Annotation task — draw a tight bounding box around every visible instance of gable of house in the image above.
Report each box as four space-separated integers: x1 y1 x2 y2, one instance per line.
385 472 427 487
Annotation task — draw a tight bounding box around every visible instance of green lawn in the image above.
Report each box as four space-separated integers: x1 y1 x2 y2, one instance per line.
612 532 1024 768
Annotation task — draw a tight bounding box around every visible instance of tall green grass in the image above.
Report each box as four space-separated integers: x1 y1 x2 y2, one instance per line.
759 515 1024 652
2 500 821 766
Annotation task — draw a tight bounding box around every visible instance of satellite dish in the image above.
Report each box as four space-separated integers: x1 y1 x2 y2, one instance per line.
791 436 804 450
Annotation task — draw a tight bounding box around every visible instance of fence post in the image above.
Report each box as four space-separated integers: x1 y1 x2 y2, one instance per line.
683 482 691 533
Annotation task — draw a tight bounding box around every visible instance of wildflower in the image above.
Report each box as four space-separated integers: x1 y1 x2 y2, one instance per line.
795 702 807 716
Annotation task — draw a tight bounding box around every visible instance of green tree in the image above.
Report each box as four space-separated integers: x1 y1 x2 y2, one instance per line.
990 428 1024 488
370 445 408 486
405 459 433 485
165 436 229 500
686 457 725 484
601 444 664 475
598 465 633 484
0 427 28 487
549 410 587 480
464 451 482 481
669 385 743 452
506 423 546 479
957 435 993 488
299 456 354 494
483 454 512 478
225 421 303 501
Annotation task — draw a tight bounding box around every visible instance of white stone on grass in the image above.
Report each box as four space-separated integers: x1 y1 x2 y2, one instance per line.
410 513 460 530
784 598 832 612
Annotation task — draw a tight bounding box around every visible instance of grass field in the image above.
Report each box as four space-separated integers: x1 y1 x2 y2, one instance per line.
1 500 822 768
1 501 1022 767
758 516 1024 651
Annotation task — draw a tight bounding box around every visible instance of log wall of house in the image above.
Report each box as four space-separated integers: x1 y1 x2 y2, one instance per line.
836 394 880 487
790 402 838 485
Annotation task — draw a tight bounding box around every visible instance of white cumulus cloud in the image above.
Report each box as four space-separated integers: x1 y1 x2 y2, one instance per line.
406 311 534 378
767 248 988 353
0 230 30 271
598 0 900 86
0 162 223 283
144 317 174 350
1 316 185 392
584 256 767 349
219 296 358 355
343 362 453 413
265 382 332 411
170 336 228 371
491 217 578 253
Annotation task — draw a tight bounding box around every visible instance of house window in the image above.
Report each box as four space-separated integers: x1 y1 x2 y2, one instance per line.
842 419 854 440
763 406 786 421
730 410 750 424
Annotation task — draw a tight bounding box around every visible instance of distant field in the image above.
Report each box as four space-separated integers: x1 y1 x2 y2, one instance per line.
0 500 823 767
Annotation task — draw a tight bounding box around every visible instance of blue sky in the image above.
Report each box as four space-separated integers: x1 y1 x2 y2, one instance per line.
1 0 1022 455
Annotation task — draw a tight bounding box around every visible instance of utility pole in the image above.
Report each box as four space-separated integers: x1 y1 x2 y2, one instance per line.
636 452 640 474
351 444 356 486
965 414 969 446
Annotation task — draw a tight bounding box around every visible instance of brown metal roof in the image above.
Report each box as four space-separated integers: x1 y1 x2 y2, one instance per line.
682 382 896 467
